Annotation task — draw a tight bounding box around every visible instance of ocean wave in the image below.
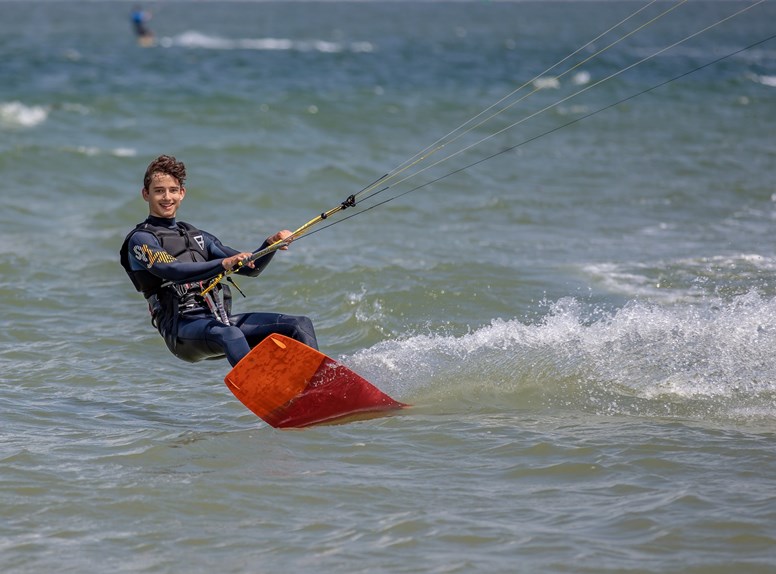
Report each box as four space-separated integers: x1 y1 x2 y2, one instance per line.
346 292 776 422
60 146 137 158
0 101 49 129
749 73 776 88
582 255 776 302
532 76 560 90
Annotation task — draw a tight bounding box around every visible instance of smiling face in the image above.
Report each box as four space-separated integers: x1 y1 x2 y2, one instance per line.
142 172 186 219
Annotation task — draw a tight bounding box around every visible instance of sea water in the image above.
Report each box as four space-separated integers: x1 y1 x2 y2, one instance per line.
1 1 775 572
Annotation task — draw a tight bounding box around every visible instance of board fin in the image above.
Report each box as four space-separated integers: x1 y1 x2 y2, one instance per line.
224 334 407 428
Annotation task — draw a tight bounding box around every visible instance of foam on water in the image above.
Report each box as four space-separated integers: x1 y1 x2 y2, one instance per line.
164 31 374 53
0 101 49 128
749 73 776 87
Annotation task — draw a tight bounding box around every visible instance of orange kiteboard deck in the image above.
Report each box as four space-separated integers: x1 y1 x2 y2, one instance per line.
224 334 407 428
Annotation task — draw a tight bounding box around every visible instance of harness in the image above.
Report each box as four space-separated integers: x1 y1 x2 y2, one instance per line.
120 219 232 360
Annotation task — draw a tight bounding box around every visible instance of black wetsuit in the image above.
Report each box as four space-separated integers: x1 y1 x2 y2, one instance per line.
120 216 318 366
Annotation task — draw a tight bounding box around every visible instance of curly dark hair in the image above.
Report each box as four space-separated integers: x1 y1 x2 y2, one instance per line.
143 155 187 190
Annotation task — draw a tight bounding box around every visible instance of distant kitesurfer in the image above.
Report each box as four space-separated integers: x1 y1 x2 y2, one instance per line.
120 155 318 366
130 5 154 46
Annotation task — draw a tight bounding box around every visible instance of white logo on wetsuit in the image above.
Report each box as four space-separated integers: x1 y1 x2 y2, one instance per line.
132 244 148 263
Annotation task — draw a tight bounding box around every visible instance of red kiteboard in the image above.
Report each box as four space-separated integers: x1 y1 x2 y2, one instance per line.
224 334 408 428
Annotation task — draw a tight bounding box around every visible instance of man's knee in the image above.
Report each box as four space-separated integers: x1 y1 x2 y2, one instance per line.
284 314 318 349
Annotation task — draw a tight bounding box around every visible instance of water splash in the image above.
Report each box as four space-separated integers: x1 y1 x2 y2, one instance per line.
346 292 776 422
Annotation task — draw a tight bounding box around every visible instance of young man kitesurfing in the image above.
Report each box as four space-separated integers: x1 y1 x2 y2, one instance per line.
120 154 318 367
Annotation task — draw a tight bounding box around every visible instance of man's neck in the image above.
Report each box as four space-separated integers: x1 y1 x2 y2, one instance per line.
147 214 176 227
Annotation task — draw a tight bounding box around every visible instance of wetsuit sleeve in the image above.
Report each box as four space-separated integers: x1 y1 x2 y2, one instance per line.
246 240 277 277
127 230 225 283
207 235 277 278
